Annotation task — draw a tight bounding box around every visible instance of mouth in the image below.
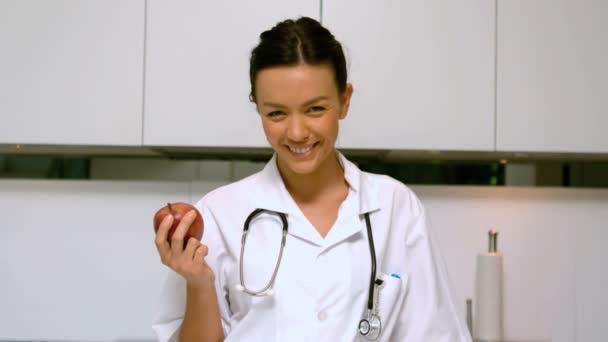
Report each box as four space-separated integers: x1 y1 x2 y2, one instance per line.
286 142 318 157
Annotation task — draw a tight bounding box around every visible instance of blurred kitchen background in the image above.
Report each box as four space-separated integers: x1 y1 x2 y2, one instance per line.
1 0 607 341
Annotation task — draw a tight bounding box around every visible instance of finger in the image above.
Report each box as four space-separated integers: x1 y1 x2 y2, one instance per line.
155 215 174 256
183 237 200 259
171 210 197 255
194 244 208 265
155 214 173 245
200 243 209 257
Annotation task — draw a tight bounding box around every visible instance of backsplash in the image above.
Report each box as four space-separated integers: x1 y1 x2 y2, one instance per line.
2 180 607 341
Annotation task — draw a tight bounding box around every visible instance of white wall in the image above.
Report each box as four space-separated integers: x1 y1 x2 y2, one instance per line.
1 179 607 341
414 186 608 342
0 180 190 341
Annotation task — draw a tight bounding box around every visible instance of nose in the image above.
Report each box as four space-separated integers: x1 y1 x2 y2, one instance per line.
286 114 310 142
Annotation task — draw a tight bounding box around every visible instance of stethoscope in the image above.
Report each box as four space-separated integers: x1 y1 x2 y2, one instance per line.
234 208 288 297
234 208 383 340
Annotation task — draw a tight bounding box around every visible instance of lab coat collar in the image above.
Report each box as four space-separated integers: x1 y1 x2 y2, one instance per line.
255 151 381 215
254 152 380 247
254 154 321 245
337 151 381 215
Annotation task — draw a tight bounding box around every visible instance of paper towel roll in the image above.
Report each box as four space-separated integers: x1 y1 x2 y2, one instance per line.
474 252 503 342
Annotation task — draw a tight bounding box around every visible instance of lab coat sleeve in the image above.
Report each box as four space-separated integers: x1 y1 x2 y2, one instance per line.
151 200 233 341
393 201 472 341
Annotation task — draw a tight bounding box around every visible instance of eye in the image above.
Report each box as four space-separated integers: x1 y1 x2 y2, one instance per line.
266 110 285 118
307 106 326 114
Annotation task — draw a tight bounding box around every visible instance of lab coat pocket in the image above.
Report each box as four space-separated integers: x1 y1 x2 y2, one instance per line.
225 294 277 342
376 272 409 339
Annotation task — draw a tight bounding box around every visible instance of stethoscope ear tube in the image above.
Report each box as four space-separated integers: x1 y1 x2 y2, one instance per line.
238 209 288 296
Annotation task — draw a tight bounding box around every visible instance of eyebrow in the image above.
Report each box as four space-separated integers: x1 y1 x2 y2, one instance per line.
263 96 329 109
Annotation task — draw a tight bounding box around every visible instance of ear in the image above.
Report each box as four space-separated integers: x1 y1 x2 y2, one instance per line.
339 83 354 120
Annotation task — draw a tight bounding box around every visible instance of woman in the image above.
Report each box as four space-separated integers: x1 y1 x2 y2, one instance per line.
153 17 471 341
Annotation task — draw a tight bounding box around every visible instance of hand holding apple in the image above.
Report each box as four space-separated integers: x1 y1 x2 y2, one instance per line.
153 202 204 248
153 202 215 289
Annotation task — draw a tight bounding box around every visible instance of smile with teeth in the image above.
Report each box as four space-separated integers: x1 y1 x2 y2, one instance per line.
288 143 315 154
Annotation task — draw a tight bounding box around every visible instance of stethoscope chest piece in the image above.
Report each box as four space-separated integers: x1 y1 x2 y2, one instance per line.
358 313 381 340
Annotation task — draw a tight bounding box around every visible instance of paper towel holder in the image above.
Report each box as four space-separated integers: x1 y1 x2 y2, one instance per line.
473 228 503 342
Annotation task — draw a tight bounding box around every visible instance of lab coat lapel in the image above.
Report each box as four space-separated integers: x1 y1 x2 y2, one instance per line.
322 153 382 250
254 154 324 246
321 210 363 251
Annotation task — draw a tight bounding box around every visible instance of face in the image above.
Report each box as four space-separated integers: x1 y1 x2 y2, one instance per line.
254 63 353 176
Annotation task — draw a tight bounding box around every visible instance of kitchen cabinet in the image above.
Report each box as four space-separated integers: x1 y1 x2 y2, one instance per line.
497 0 608 153
0 0 145 146
144 0 319 147
322 0 496 151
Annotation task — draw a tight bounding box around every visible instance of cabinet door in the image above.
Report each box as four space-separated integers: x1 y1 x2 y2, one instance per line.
323 0 495 151
497 0 608 153
144 1 319 147
0 0 144 146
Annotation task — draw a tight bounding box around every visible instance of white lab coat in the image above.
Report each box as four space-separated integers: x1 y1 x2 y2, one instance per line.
152 152 472 341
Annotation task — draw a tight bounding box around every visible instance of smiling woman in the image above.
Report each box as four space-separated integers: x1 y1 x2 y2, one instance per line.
255 63 351 179
249 17 352 181
152 16 472 342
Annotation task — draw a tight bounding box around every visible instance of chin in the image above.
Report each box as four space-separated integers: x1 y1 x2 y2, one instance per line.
289 163 319 175
279 158 319 175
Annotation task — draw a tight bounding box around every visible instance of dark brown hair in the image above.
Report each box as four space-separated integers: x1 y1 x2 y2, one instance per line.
249 17 347 102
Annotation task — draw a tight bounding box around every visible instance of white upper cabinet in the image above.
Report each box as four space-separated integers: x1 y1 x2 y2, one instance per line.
323 0 496 151
144 1 319 147
0 1 145 146
497 0 608 153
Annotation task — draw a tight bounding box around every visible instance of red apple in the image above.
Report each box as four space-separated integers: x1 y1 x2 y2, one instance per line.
153 202 204 248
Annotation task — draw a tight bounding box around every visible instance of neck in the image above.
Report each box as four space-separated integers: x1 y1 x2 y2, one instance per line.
277 151 346 203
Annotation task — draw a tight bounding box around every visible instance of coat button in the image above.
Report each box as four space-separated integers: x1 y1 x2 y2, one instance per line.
317 311 327 322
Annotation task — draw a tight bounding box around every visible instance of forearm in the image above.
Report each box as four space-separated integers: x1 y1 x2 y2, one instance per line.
179 283 224 342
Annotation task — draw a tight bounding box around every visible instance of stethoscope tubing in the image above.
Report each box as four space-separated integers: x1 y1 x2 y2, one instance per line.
238 209 288 296
364 212 377 311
